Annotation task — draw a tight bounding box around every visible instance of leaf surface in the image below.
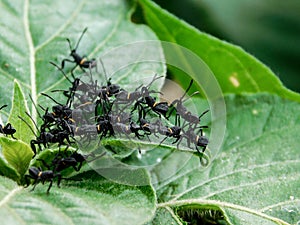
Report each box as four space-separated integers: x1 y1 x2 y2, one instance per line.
0 172 156 225
150 94 300 225
0 0 165 118
0 1 164 224
8 80 35 144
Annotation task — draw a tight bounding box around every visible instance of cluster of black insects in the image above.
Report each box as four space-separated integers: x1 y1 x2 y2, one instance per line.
0 28 209 194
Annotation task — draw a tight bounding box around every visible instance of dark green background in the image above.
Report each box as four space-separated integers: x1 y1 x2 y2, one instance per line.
153 0 300 92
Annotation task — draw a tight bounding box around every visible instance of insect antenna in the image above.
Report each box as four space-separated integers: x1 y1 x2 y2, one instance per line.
66 38 73 52
74 27 88 51
181 92 200 104
85 62 96 86
99 58 109 82
179 79 194 102
41 93 63 106
199 109 209 119
147 73 164 88
18 115 38 138
50 61 75 82
0 105 8 111
38 104 50 115
28 94 43 120
25 112 41 133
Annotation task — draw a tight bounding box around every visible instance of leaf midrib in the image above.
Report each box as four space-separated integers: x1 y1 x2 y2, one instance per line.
23 0 36 123
0 187 22 208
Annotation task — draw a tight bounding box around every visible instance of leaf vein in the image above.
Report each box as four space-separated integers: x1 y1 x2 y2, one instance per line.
0 187 22 208
169 160 300 201
23 0 36 122
223 123 300 152
89 14 124 59
35 0 88 51
34 194 75 225
260 199 300 212
41 2 122 94
165 206 184 225
201 174 299 200
6 205 27 225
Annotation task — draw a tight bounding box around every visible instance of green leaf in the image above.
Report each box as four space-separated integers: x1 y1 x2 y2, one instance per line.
0 80 34 183
150 94 300 224
0 172 156 225
0 1 165 224
138 0 300 102
89 138 210 187
0 137 33 182
101 138 199 160
8 80 35 143
0 0 165 178
0 0 165 122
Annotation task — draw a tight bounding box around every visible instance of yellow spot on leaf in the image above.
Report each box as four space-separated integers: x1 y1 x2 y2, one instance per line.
229 73 240 87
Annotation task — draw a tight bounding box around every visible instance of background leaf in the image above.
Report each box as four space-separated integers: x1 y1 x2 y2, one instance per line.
195 0 300 93
151 0 300 93
150 94 300 224
0 172 156 225
138 0 300 102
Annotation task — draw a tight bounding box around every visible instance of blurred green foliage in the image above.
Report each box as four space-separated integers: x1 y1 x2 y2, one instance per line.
153 0 300 92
